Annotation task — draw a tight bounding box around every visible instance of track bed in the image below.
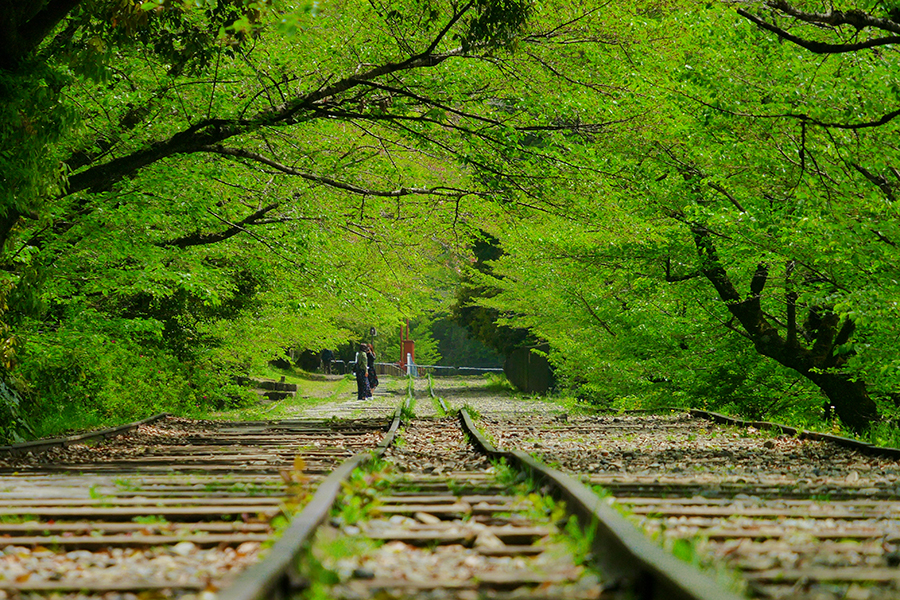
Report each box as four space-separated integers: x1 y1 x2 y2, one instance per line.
477 410 900 600
0 416 389 598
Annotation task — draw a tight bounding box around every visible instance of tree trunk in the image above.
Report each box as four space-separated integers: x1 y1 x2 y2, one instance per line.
691 225 880 432
809 372 879 433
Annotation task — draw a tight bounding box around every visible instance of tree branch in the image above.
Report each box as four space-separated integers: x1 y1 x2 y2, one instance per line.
574 292 616 337
157 203 282 249
766 1 900 35
852 162 896 202
201 209 304 268
63 48 464 196
786 260 798 347
0 0 82 70
737 7 900 54
664 257 699 282
200 145 477 198
707 182 746 212
750 263 769 297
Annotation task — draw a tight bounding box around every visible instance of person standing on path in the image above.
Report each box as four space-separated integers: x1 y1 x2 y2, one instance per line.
365 343 378 396
354 343 370 400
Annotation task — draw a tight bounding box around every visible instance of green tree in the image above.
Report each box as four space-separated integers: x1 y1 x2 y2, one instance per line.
469 0 900 431
1 0 616 439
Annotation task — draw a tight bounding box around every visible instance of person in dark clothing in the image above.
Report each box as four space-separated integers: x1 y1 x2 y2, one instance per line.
321 348 334 375
366 343 378 393
354 343 370 400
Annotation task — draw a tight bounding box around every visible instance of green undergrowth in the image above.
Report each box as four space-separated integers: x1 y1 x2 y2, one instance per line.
400 399 416 421
459 403 481 420
204 372 361 421
482 372 517 393
426 374 448 416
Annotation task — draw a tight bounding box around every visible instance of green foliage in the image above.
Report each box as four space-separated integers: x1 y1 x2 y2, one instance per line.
18 307 254 436
1 0 899 437
458 0 533 51
0 378 33 444
0 64 75 221
452 233 532 358
431 315 502 367
452 0 900 430
482 372 515 394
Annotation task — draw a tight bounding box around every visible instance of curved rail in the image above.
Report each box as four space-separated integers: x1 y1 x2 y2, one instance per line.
217 404 404 600
475 408 900 599
0 412 171 456
458 409 743 600
691 408 900 458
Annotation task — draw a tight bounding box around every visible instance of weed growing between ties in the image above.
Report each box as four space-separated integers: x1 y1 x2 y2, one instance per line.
280 454 315 513
113 478 140 492
460 403 481 420
0 514 38 524
657 529 747 596
297 527 383 600
431 394 446 416
132 514 169 525
298 456 605 597
332 462 394 527
296 459 396 598
482 460 601 567
400 398 416 421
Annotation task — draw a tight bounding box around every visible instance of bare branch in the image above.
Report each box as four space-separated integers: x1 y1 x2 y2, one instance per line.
707 182 747 213
766 1 900 35
202 209 305 268
852 162 896 202
574 292 616 337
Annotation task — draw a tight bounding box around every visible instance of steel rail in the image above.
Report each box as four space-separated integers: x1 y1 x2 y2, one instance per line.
690 408 900 458
458 408 745 600
0 409 396 596
216 403 404 600
0 412 171 456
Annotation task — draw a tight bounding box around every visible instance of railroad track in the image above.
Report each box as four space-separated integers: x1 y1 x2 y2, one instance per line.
476 408 900 600
301 415 608 599
15 374 891 600
220 385 738 600
1 378 743 600
0 413 394 597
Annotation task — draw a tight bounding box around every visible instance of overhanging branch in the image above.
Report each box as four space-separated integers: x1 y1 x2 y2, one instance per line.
766 1 900 35
157 203 283 248
200 145 478 198
737 7 900 53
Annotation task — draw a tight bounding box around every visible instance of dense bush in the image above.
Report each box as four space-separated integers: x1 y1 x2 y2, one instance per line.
16 309 253 438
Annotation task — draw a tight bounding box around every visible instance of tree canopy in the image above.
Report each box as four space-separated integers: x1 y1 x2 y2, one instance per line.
1 0 899 440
